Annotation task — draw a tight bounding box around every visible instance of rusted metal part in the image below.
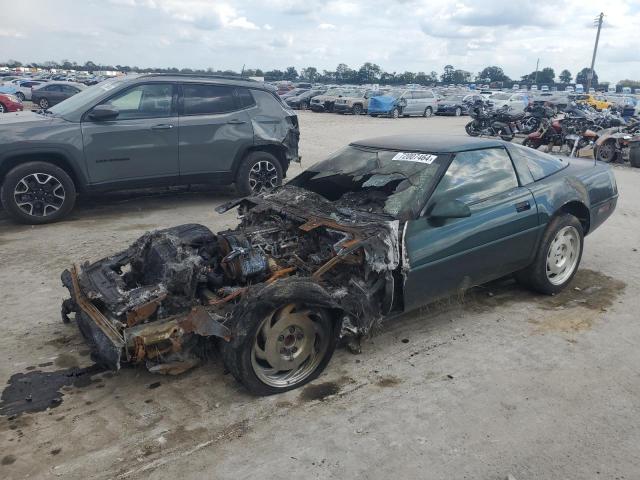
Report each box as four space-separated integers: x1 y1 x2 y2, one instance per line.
177 307 231 340
70 265 125 348
299 216 363 237
208 288 246 306
148 359 200 375
266 267 295 284
125 293 167 327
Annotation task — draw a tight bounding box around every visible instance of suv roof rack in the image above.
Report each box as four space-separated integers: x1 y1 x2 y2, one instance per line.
136 73 259 82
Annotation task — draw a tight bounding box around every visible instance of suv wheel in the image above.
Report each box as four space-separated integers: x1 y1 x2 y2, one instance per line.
1 161 77 224
236 151 283 196
423 106 433 117
391 107 400 119
352 104 363 115
39 98 49 109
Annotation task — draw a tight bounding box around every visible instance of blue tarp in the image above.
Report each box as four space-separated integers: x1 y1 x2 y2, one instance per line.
368 95 397 114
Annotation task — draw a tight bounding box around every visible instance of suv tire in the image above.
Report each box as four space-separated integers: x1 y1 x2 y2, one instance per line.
235 151 283 196
1 161 77 224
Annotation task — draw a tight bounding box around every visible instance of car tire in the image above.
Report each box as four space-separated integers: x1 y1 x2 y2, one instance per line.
300 101 308 110
455 107 462 116
465 121 480 136
16 92 25 102
423 106 433 117
235 151 283 197
220 303 338 396
38 98 49 109
594 140 616 163
515 214 584 295
392 108 400 119
352 104 363 115
0 161 77 224
0 103 5 114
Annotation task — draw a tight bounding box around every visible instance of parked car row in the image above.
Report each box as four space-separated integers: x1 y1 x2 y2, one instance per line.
1 75 88 111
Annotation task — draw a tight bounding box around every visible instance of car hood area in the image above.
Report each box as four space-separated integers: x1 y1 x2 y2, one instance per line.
61 185 401 374
0 110 58 126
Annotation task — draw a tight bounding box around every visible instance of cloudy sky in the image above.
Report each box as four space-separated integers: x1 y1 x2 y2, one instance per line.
2 0 639 82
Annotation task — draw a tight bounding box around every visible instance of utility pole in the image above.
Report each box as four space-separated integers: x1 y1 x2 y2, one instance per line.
533 58 539 86
587 12 604 92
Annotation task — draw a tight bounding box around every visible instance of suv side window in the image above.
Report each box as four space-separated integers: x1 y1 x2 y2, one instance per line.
102 83 173 120
431 148 519 205
182 84 236 115
424 91 434 98
236 88 256 109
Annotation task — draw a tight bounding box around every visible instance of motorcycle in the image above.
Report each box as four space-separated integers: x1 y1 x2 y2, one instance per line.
594 120 640 163
520 104 555 134
465 102 521 141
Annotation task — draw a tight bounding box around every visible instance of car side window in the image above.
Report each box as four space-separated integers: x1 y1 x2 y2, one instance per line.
424 91 434 98
182 84 236 115
510 143 566 181
102 83 173 120
236 88 256 109
431 148 519 206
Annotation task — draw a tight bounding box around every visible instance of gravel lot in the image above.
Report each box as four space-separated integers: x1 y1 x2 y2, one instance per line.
1 112 639 480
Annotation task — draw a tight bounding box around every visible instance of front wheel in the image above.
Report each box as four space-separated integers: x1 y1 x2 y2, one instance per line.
0 161 77 224
594 140 616 163
391 107 400 119
16 92 25 102
235 151 283 196
221 304 338 395
454 107 462 117
0 103 5 114
38 98 49 109
465 121 480 136
515 214 583 295
423 106 433 117
352 104 363 115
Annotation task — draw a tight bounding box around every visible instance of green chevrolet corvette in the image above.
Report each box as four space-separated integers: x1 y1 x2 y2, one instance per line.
62 135 618 395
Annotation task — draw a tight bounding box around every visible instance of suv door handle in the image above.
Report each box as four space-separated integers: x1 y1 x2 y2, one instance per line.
515 200 531 212
151 124 174 130
227 119 246 125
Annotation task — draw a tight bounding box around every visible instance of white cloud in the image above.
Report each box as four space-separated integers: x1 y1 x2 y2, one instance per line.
318 23 336 30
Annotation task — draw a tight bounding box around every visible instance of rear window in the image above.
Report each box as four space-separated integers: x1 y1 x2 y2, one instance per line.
510 143 567 180
183 84 236 115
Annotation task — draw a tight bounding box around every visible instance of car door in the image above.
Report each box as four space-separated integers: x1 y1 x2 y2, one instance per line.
40 84 62 103
58 85 79 105
177 83 254 181
423 90 437 112
81 82 179 186
402 147 539 311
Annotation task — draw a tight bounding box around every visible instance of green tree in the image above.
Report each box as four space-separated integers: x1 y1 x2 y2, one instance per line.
559 69 572 83
476 66 510 83
300 67 318 82
441 65 455 83
358 62 382 83
283 66 298 81
576 67 598 86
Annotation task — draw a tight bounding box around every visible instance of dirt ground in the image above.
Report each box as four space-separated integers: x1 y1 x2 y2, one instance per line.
1 112 639 480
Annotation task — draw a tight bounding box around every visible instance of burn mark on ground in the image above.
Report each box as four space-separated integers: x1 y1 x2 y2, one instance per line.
299 381 341 402
0 365 104 417
466 269 625 313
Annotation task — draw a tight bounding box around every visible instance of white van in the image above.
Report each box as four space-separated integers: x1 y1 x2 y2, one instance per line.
575 84 584 93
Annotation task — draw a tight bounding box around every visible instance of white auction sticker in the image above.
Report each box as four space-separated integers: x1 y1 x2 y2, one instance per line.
391 152 438 164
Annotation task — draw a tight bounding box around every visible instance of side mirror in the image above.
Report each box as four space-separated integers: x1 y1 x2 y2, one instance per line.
429 199 471 220
89 104 119 121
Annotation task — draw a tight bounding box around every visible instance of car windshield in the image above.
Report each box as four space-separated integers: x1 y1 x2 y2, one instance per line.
386 90 405 99
448 95 466 101
323 89 342 96
490 93 510 100
49 77 124 116
290 145 449 220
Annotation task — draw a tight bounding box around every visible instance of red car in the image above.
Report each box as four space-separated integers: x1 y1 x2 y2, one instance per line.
0 93 23 113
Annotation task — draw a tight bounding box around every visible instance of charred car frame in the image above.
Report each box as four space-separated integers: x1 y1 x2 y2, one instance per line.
62 136 618 395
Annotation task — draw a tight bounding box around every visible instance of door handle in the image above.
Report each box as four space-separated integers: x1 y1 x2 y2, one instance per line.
151 124 174 130
226 119 246 125
515 200 531 212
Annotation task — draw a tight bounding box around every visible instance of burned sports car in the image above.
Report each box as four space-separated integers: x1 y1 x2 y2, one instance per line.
61 136 618 395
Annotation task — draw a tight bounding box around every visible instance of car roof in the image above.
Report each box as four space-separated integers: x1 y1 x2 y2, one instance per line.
129 73 269 90
350 135 507 153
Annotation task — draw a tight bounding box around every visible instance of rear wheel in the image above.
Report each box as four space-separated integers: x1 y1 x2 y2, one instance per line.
423 106 433 117
16 92 25 102
391 107 400 119
454 107 462 116
352 104 363 115
515 214 583 294
235 151 283 196
0 161 77 224
300 101 308 110
221 304 338 395
0 103 5 113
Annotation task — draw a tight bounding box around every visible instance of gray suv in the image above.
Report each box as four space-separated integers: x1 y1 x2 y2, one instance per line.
0 74 300 224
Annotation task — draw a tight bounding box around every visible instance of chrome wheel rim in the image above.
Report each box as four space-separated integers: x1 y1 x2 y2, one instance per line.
352 105 362 115
248 160 279 193
0 104 5 113
39 98 48 108
425 107 432 117
251 304 331 388
455 107 461 116
392 109 399 118
13 173 66 217
546 226 580 285
16 92 25 101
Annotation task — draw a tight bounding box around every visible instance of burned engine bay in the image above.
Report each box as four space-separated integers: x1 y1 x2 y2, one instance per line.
61 185 401 375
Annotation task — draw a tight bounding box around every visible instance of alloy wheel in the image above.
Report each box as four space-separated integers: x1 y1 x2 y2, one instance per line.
251 304 331 388
39 98 49 109
0 103 5 113
455 107 462 116
13 172 66 217
546 226 580 285
16 92 25 102
248 160 279 193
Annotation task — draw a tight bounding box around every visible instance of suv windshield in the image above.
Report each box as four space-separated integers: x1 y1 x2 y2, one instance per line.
290 145 448 220
49 77 126 116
